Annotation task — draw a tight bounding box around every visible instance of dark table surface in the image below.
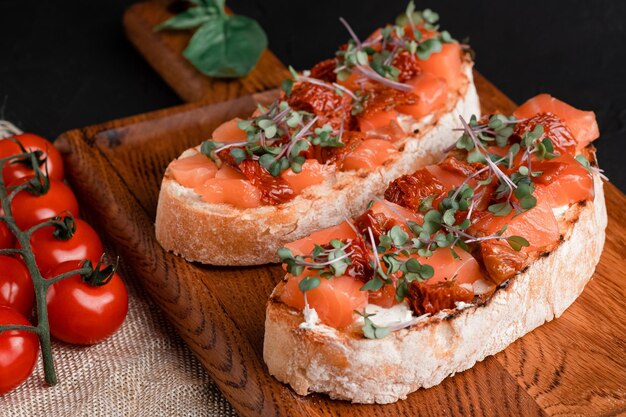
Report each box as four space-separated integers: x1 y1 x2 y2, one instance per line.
1 0 624 191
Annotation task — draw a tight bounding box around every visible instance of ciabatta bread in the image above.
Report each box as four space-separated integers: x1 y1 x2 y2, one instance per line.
155 63 479 265
263 173 607 404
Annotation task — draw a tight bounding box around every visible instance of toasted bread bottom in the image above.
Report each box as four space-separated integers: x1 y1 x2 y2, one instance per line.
155 63 479 265
263 175 607 404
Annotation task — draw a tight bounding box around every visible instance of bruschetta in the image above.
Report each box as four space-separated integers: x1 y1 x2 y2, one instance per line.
263 94 607 403
155 8 480 265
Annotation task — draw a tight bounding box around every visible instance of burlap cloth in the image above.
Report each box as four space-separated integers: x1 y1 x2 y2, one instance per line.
0 259 237 417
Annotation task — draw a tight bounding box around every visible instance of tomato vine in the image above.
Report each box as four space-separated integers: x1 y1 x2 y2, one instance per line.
0 141 98 385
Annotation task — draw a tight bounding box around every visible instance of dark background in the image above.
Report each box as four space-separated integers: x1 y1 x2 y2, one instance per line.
1 0 624 190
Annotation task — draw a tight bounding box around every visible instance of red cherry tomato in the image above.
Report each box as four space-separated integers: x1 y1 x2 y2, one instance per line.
30 218 103 275
0 306 39 394
11 179 79 230
46 260 128 345
0 209 14 249
0 256 34 317
0 133 64 184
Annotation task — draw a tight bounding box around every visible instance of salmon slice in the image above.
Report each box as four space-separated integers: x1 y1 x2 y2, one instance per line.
169 153 217 188
396 72 448 119
194 178 261 208
211 118 248 143
214 164 246 179
414 247 483 287
417 42 463 91
285 221 357 256
280 159 333 194
425 165 466 190
469 199 559 253
341 139 398 171
514 94 599 150
369 200 423 224
357 109 399 133
532 154 594 207
280 273 368 328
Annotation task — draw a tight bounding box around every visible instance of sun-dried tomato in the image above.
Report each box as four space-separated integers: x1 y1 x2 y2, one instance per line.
514 112 577 156
320 130 367 165
321 236 373 282
384 168 446 211
346 235 374 282
480 240 528 285
287 82 354 130
440 156 488 180
407 280 474 315
238 159 295 205
360 87 418 118
392 51 422 82
310 58 338 83
354 210 402 243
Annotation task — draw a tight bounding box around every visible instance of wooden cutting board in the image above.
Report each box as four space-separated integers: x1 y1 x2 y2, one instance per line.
124 1 290 103
55 72 626 416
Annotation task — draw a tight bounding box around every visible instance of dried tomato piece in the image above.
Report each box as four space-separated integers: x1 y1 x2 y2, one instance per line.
392 51 422 82
514 112 577 156
320 236 373 282
440 156 488 180
480 240 528 285
360 87 418 118
310 58 338 82
354 210 401 243
287 82 354 130
238 160 295 205
407 281 474 316
384 168 446 211
346 236 374 282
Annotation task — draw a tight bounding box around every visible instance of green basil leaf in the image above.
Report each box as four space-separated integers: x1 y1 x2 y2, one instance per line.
155 9 215 31
183 15 268 78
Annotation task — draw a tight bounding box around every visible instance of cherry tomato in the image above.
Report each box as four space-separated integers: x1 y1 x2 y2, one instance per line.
0 306 39 394
11 179 79 230
0 256 34 317
0 133 64 184
30 218 103 275
46 260 128 345
0 209 14 249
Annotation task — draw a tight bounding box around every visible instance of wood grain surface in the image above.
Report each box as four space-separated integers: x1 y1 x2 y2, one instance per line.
55 72 626 416
123 1 290 103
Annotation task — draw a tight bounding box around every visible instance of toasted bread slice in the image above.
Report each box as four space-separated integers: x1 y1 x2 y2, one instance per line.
263 174 607 404
155 62 479 265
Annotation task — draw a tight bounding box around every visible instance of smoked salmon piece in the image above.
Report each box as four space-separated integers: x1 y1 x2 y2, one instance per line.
214 164 246 179
280 159 332 194
357 110 399 133
396 72 448 120
211 118 248 143
194 178 261 209
285 222 357 256
417 42 463 91
280 273 368 328
169 153 217 188
532 154 594 208
469 199 559 253
514 94 599 150
341 139 398 171
418 247 484 286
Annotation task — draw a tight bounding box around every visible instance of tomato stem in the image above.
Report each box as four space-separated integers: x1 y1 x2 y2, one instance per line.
0 151 94 386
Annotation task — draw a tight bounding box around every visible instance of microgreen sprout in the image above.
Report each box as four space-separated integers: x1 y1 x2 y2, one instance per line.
334 3 456 91
201 98 344 176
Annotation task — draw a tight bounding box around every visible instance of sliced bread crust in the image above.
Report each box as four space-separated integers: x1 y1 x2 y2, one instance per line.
263 174 607 404
155 63 480 265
